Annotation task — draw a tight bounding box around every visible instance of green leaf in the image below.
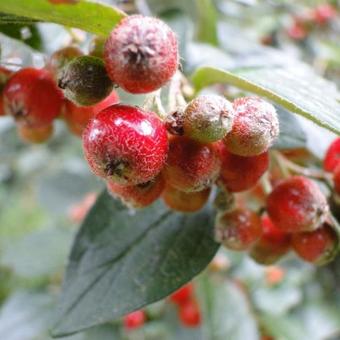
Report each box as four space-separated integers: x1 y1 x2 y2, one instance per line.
273 107 307 150
196 274 259 340
52 191 218 337
0 0 126 36
195 0 218 46
260 314 310 340
0 23 42 50
192 66 340 135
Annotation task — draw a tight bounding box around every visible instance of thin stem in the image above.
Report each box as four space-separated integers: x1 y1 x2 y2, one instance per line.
168 71 187 112
272 150 333 187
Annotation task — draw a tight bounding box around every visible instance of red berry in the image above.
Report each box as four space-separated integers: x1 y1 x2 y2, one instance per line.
0 67 12 116
250 215 291 265
224 97 279 156
170 283 194 305
162 185 210 212
215 208 262 251
267 176 329 233
333 163 340 195
17 124 54 144
46 46 83 80
292 223 338 265
107 174 165 208
4 68 63 128
123 310 146 331
183 95 234 143
163 136 221 192
287 22 308 40
83 104 168 185
312 4 336 25
104 15 179 94
178 300 201 328
63 90 119 136
218 142 269 192
324 138 340 172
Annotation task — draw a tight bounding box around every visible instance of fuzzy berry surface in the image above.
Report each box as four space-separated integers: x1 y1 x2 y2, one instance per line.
63 90 119 136
292 223 338 265
163 136 221 192
183 95 234 143
178 300 201 328
123 310 146 331
250 216 291 265
0 67 12 116
107 174 165 208
83 104 168 185
17 124 54 144
218 142 269 192
58 56 113 106
162 185 210 212
324 138 340 172
224 97 279 157
104 15 178 94
215 208 263 251
170 283 193 305
267 176 329 233
4 68 63 128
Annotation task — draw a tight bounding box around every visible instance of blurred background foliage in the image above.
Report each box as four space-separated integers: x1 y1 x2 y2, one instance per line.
0 0 340 339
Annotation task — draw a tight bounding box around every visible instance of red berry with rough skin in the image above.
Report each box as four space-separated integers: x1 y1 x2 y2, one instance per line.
267 176 329 233
123 310 146 331
0 67 12 116
170 283 194 305
333 163 340 195
292 223 338 265
46 46 83 80
324 138 340 172
215 208 263 251
83 104 168 185
4 68 63 128
17 124 54 144
250 215 291 265
224 97 279 156
162 185 210 212
104 15 179 94
163 136 221 192
63 90 119 136
178 300 201 328
183 95 234 143
107 174 165 208
217 142 269 192
287 21 308 40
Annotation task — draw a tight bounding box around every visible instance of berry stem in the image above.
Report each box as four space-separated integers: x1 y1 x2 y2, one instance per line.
168 71 187 112
272 150 332 188
142 89 166 119
260 173 272 195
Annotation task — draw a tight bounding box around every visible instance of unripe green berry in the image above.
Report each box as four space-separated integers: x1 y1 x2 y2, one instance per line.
58 56 113 106
183 95 234 143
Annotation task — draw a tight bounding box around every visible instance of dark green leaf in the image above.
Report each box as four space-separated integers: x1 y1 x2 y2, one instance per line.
0 23 42 50
197 274 259 340
0 0 126 36
192 66 340 135
52 191 218 337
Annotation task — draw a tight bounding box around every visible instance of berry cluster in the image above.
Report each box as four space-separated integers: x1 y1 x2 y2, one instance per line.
287 4 337 41
216 174 338 266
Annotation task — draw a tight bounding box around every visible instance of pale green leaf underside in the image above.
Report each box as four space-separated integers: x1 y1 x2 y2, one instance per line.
0 0 126 36
192 66 340 135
